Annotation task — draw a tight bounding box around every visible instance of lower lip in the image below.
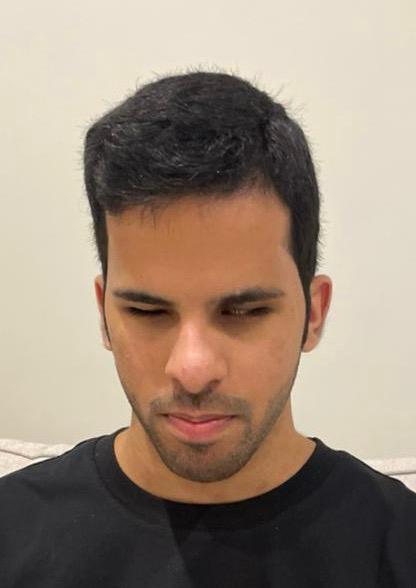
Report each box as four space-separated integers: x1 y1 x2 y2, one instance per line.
164 415 235 442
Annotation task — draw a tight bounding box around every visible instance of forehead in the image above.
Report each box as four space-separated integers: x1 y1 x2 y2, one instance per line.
105 190 292 290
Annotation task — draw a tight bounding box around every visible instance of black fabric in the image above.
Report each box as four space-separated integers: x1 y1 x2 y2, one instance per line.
0 427 415 587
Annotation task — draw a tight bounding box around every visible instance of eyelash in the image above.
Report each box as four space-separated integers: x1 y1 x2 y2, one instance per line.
126 307 271 318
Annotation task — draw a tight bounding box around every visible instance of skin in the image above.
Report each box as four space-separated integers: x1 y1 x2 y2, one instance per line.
94 188 332 504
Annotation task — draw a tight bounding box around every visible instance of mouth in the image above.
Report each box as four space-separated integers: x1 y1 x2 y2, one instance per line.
166 412 235 422
163 414 236 442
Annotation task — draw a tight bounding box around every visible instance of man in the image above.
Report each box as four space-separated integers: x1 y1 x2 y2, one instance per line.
0 70 415 587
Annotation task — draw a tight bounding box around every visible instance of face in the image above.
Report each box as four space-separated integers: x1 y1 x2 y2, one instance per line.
95 189 331 484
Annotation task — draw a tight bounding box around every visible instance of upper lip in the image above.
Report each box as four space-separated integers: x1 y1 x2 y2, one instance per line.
166 413 234 422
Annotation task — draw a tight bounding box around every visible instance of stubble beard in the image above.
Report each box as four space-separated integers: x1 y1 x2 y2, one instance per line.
117 355 301 483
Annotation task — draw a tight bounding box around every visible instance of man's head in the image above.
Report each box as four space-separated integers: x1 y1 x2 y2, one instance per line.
84 71 321 337
83 71 331 487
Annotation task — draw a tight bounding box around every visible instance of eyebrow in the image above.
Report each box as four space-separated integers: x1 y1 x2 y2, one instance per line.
112 286 285 308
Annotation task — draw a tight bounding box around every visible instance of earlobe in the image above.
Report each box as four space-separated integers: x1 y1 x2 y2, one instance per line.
302 275 332 353
94 275 112 351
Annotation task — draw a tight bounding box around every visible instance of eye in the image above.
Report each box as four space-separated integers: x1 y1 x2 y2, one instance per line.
126 308 166 316
125 307 271 319
126 306 271 318
223 307 271 318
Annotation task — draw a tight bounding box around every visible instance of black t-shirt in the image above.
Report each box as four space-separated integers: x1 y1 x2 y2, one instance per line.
0 427 415 587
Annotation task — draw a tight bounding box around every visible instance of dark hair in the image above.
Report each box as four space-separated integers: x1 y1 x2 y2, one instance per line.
84 70 321 340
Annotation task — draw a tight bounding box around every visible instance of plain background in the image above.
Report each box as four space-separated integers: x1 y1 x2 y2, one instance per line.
1 0 414 459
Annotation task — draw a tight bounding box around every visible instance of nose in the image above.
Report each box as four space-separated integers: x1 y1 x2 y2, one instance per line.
164 320 227 394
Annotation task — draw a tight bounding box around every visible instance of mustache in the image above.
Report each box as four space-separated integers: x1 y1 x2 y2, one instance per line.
151 386 247 415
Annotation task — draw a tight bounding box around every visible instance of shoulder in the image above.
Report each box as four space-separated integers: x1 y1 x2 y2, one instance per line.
0 435 100 503
327 445 416 559
0 434 111 569
343 449 415 501
343 456 416 582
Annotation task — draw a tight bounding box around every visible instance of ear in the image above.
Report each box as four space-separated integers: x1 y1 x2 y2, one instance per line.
302 275 332 353
94 275 112 351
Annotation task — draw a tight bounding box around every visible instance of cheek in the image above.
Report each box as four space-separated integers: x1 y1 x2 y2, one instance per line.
241 338 297 392
237 317 302 393
108 308 153 367
110 323 158 393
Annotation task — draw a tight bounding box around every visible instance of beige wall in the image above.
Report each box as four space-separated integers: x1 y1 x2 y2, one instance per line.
1 0 415 459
